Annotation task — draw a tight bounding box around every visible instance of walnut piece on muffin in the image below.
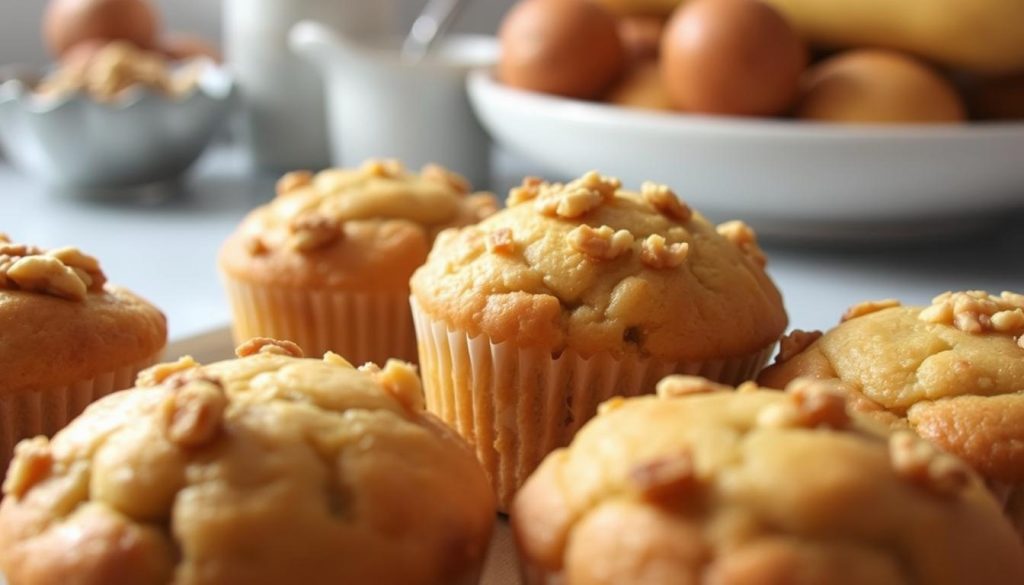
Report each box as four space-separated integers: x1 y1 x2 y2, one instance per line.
759 290 1024 534
512 377 1024 585
0 339 495 585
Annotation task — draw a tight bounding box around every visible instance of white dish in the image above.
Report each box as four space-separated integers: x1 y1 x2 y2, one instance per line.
468 69 1024 240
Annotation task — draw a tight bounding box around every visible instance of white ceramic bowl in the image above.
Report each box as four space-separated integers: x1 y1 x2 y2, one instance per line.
0 61 234 197
468 69 1024 240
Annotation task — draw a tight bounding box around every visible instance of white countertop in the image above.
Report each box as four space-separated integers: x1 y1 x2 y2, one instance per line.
4 144 1023 342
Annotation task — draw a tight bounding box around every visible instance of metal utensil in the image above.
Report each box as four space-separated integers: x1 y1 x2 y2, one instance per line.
401 0 471 63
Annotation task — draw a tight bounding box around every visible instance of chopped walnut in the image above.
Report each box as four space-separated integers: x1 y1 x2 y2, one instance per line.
137 356 201 387
785 378 850 429
360 159 404 179
642 182 692 222
323 351 354 369
657 375 732 398
717 220 767 268
245 235 268 255
918 290 1024 347
507 176 544 206
775 329 823 364
421 163 470 194
235 337 304 358
160 378 228 448
629 453 699 505
2 437 53 498
373 360 425 413
0 240 105 301
487 228 516 255
842 299 901 322
288 213 343 251
568 225 634 261
641 234 689 269
7 256 88 301
35 40 201 102
534 172 620 219
276 170 314 196
889 431 971 497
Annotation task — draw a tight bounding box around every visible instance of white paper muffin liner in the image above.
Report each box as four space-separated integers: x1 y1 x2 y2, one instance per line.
223 278 417 366
0 354 159 477
411 300 775 509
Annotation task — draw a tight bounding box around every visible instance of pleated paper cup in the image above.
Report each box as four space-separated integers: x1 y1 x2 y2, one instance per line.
0 354 159 476
223 277 418 366
411 300 774 510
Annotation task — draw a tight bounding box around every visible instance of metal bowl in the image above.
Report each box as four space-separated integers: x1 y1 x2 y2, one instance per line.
0 61 234 197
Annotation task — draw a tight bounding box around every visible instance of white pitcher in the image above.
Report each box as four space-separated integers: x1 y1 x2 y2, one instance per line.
289 21 498 187
224 0 398 171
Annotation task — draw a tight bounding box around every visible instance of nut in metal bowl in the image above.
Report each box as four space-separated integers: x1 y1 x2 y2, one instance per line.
0 60 234 197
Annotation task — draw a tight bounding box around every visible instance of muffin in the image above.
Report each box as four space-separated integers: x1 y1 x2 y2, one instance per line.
0 338 495 585
0 234 166 473
410 172 787 507
219 160 497 365
759 291 1024 534
513 376 1024 584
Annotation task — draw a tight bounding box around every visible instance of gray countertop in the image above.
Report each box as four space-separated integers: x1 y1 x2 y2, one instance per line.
4 144 1023 342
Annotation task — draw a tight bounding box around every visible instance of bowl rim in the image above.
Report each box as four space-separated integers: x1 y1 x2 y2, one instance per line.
467 67 1024 139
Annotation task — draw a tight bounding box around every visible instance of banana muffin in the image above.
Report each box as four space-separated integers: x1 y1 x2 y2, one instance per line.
410 172 787 508
513 376 1024 584
219 160 497 365
0 338 495 585
0 234 166 473
759 291 1024 534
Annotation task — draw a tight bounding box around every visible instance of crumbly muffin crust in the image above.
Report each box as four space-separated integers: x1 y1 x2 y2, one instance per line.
410 173 787 360
0 235 166 393
759 291 1024 484
0 339 495 585
512 377 1024 585
219 161 497 291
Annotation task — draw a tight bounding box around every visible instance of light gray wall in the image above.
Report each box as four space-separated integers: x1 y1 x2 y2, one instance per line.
0 0 512 65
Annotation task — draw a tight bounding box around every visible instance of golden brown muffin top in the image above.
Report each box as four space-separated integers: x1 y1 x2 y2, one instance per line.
0 235 166 393
219 160 497 290
512 377 1024 585
410 173 787 361
759 291 1024 484
0 339 495 585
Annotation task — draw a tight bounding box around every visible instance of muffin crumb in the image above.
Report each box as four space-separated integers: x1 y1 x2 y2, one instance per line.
235 337 304 358
629 453 698 504
889 430 970 497
640 234 689 269
568 225 634 261
775 329 823 364
487 228 517 255
641 181 692 221
716 220 767 267
657 375 731 398
842 299 901 322
137 356 201 387
2 437 52 499
276 170 313 196
161 378 227 448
